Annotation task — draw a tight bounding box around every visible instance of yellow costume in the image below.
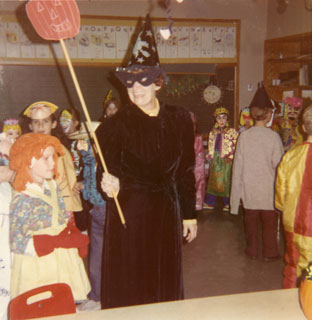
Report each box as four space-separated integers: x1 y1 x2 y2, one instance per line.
275 142 312 288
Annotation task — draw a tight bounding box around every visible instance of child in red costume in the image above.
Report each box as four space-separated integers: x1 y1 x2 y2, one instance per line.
9 133 90 301
276 105 312 288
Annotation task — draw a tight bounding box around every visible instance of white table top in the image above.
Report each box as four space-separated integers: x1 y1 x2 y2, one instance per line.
42 288 306 320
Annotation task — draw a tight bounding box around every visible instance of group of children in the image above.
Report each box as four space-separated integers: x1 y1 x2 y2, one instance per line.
199 83 312 289
0 84 311 316
0 97 120 318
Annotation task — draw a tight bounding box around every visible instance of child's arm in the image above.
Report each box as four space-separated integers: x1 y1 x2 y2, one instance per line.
272 134 284 169
275 157 286 212
10 195 36 255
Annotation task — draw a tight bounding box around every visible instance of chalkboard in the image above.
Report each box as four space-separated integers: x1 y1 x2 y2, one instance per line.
0 64 235 135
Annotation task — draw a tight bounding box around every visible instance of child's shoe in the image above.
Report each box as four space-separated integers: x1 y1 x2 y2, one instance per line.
222 205 230 212
203 203 214 210
76 299 101 312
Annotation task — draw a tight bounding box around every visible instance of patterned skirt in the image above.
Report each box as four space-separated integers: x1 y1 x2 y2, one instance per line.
206 151 232 198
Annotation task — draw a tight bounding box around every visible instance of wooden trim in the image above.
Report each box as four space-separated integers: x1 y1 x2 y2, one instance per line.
0 14 240 65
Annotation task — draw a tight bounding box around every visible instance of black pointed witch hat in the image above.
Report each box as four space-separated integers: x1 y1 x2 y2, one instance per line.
127 14 160 69
249 81 273 109
115 14 168 85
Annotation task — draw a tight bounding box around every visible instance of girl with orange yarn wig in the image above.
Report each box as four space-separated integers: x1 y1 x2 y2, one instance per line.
9 133 90 301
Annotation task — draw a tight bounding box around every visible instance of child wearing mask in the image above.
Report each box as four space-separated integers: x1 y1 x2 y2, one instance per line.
204 107 238 211
24 101 83 224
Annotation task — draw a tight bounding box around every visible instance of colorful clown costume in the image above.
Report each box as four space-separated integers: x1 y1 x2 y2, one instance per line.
275 142 312 288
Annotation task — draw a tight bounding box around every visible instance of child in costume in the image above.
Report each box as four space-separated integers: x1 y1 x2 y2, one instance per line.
273 96 303 151
275 104 312 288
2 118 21 141
59 108 89 231
60 109 106 311
204 107 238 211
9 133 90 300
102 97 120 119
71 121 106 312
239 107 253 133
99 90 120 121
0 135 13 320
190 112 206 211
231 84 284 261
24 101 83 224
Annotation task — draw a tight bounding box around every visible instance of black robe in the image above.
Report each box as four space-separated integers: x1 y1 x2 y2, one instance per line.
96 101 196 309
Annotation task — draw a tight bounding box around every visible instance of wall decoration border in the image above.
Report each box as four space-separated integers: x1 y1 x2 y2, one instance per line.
0 13 240 66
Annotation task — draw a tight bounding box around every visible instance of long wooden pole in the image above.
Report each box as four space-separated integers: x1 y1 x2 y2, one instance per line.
60 38 126 228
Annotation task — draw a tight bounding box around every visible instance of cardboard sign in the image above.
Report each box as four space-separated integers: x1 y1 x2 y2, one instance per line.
26 0 80 40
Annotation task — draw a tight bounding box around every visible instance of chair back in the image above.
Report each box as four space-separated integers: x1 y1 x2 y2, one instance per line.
9 283 76 320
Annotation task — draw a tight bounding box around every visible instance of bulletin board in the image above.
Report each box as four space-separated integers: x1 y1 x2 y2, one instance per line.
0 13 240 65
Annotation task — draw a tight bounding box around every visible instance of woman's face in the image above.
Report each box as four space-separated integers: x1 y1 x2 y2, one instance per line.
29 146 55 185
127 82 160 110
216 114 228 128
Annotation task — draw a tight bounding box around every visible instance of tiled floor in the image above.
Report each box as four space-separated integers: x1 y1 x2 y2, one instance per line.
183 202 285 299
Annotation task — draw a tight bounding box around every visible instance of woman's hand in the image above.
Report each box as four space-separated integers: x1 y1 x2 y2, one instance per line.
101 172 120 198
183 221 197 243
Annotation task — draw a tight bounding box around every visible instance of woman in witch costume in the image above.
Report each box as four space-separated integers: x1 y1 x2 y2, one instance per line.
96 14 197 309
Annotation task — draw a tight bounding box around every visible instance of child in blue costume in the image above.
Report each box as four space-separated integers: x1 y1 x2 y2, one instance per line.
70 122 106 312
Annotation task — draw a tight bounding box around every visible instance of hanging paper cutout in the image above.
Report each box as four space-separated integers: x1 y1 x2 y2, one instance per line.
26 0 80 40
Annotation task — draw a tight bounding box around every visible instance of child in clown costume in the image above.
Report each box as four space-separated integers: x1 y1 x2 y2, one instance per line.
2 118 21 141
204 107 238 211
239 107 254 133
9 133 90 301
275 104 312 288
273 96 303 152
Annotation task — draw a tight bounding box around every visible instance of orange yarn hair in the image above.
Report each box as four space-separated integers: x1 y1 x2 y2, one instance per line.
9 133 64 192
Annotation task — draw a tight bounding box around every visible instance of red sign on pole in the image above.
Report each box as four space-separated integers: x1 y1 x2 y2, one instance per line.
26 0 80 40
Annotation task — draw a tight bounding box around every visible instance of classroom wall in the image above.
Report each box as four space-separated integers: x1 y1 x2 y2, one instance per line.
77 0 268 110
0 0 268 112
266 1 312 39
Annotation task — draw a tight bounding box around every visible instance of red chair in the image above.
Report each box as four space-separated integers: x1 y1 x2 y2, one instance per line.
9 283 76 320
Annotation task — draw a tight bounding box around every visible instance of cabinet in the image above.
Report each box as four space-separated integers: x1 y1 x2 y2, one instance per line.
264 32 312 101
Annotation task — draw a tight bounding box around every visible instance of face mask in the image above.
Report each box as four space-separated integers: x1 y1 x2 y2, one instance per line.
115 68 160 88
59 110 72 134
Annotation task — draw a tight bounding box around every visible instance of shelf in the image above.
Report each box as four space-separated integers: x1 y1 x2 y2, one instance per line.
266 58 312 63
264 32 312 101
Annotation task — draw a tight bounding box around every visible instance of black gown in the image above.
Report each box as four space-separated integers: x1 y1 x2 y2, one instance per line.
96 101 196 309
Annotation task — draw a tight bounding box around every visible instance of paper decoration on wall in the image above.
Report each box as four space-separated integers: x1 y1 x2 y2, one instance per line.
164 75 210 98
202 85 222 104
25 0 126 227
